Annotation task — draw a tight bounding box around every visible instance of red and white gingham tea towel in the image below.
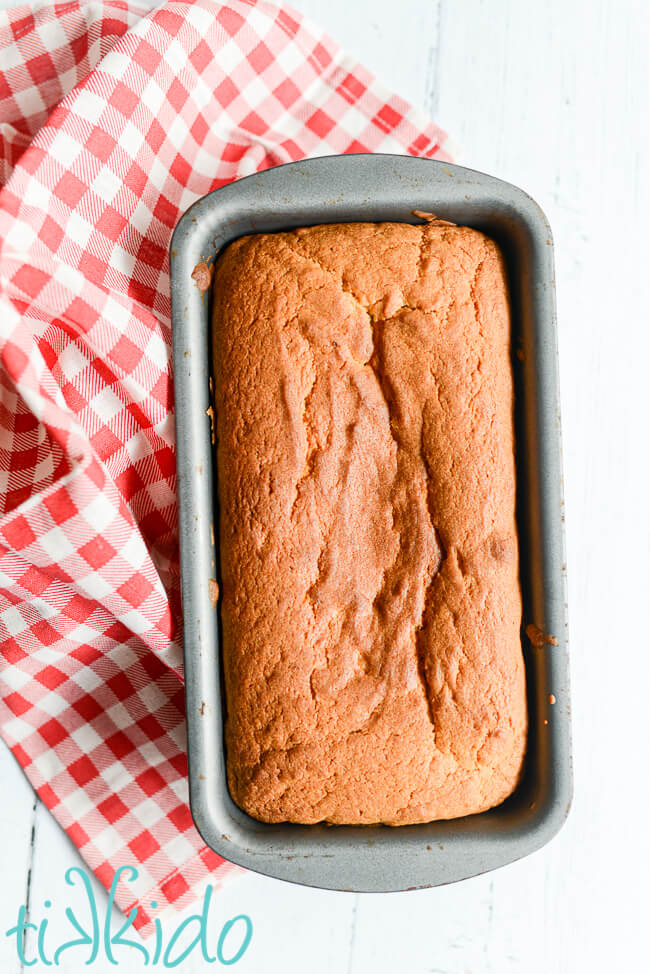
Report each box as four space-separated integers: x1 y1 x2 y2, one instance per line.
0 0 450 935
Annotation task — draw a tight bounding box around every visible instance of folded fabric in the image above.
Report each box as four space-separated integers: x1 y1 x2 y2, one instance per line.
0 0 450 935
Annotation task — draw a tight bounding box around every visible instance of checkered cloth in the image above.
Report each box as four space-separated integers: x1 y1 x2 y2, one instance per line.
0 0 450 936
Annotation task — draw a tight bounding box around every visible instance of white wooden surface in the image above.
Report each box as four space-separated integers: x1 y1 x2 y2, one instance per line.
2 0 649 970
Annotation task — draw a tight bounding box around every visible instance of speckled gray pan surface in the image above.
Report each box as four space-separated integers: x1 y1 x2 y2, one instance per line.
170 153 572 891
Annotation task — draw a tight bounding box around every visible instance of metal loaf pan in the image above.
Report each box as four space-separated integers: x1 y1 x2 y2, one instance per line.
170 153 572 891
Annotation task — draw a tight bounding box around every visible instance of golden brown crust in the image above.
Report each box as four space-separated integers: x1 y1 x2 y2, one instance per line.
211 222 526 825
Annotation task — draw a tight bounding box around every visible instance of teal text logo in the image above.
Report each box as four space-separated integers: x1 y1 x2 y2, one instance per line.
5 865 253 967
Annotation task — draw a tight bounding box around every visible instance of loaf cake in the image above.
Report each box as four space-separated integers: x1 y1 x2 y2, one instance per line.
211 221 526 825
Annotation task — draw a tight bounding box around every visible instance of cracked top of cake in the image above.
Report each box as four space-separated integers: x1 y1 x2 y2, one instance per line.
211 221 526 826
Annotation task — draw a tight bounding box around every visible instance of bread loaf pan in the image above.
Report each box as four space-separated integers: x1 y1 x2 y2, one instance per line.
170 153 572 891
